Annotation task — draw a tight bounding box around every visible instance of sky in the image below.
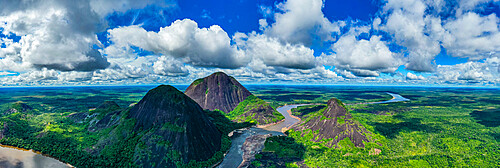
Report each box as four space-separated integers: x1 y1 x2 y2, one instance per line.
0 0 499 86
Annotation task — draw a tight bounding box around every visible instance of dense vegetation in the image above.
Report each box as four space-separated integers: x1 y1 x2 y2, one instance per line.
0 109 123 167
0 94 250 168
246 85 394 107
291 104 326 117
227 95 284 125
0 85 498 167
253 87 500 167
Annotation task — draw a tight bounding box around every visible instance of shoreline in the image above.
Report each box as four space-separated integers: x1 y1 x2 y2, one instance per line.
256 118 285 128
0 144 74 168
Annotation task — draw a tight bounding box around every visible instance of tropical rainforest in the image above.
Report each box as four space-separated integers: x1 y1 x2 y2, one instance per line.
0 85 498 167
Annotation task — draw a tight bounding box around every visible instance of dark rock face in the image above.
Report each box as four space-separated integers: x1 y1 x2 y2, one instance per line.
128 85 222 165
184 72 252 113
88 111 120 132
67 113 89 123
291 98 370 148
96 101 120 110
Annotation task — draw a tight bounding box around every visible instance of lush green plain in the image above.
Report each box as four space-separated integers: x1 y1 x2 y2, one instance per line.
0 85 499 167
250 86 500 167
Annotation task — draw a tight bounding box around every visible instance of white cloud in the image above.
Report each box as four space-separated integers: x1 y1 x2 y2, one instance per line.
380 0 500 72
221 65 341 83
153 56 189 76
107 19 250 68
441 12 500 60
234 32 317 71
1 0 499 86
262 0 341 46
336 69 358 79
382 0 441 72
406 72 425 80
456 0 500 15
0 0 109 72
330 34 402 77
436 57 499 82
7 68 59 84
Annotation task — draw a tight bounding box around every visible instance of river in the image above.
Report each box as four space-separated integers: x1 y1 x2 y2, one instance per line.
216 104 311 168
0 146 70 168
368 92 410 104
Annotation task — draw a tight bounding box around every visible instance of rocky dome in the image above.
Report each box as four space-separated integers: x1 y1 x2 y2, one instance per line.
128 85 222 166
184 72 252 113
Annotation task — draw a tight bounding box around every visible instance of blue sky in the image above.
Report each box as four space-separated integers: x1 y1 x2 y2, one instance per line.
0 0 499 86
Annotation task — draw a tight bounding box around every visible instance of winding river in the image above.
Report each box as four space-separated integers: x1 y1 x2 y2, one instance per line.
0 93 409 168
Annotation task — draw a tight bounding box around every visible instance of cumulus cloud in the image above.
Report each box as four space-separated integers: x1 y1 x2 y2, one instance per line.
436 57 499 83
219 65 341 84
261 0 341 46
153 56 189 76
1 0 500 86
107 19 250 68
441 12 500 60
6 68 59 85
331 34 402 77
0 0 110 72
234 32 317 71
406 72 425 80
380 0 500 72
336 69 358 79
381 0 441 72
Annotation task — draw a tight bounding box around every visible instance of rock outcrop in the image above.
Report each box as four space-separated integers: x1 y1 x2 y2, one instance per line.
291 98 370 148
239 134 273 168
184 72 252 113
127 85 222 167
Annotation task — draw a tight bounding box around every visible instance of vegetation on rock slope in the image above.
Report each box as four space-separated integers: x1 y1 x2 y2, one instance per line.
228 95 284 125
